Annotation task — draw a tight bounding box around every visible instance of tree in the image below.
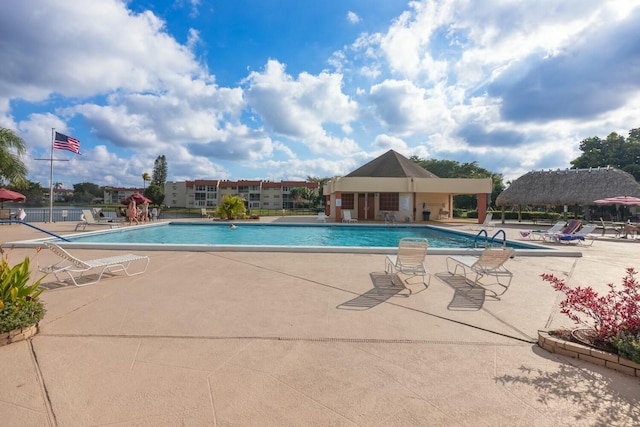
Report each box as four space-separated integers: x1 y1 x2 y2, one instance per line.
571 128 640 180
307 176 330 208
289 187 317 208
152 155 167 187
142 172 151 189
410 157 505 209
215 195 246 220
0 128 28 187
9 181 45 207
144 183 165 207
72 182 102 203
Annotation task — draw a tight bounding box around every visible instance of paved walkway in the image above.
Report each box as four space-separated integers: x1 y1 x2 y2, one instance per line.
1 219 639 426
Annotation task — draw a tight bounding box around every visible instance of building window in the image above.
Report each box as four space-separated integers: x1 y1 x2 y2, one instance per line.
342 193 355 209
195 185 206 191
379 193 399 211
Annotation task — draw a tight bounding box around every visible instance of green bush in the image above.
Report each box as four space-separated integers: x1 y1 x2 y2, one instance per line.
611 330 640 364
0 300 45 333
1 255 45 308
0 247 47 333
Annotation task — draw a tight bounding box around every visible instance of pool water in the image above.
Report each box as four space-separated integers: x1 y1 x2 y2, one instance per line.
67 223 537 250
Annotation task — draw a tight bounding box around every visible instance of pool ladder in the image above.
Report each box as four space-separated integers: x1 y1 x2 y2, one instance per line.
474 229 507 249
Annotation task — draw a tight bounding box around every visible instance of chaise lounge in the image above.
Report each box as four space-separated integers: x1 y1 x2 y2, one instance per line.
40 242 150 286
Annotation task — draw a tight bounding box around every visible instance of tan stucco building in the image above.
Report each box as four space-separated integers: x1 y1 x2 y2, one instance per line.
323 150 493 223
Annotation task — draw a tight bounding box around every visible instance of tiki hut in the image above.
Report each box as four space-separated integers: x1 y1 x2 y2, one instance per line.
497 167 640 206
496 167 640 220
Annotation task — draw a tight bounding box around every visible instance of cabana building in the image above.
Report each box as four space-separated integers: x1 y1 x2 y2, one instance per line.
323 150 493 223
495 166 640 221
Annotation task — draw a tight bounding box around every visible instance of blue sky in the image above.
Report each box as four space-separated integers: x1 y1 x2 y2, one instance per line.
2 0 640 189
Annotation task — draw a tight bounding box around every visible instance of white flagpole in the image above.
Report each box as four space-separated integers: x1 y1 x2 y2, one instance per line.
34 128 69 222
49 128 54 223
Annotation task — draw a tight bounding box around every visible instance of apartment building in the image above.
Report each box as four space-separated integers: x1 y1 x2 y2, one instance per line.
164 179 320 209
103 187 145 204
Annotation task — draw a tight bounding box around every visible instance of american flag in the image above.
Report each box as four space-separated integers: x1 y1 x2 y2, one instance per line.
53 132 81 155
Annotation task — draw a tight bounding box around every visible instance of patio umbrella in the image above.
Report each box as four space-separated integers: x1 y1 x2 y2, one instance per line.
593 196 640 206
0 187 26 208
594 195 640 222
122 192 151 205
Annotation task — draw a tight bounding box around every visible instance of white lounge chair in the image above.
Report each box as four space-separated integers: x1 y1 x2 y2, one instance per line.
75 209 121 231
446 248 515 298
468 213 494 230
385 237 430 290
553 224 598 246
316 212 327 222
40 242 150 287
519 221 565 240
342 210 358 223
201 208 211 219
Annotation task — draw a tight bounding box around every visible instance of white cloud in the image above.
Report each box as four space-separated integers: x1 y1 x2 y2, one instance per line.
372 134 407 151
347 11 361 24
369 79 451 136
244 60 360 155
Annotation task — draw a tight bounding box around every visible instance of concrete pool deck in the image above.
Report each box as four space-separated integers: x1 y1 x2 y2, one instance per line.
1 218 639 426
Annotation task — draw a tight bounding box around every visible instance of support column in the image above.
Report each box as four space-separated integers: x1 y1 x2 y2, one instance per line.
334 191 342 223
477 193 488 224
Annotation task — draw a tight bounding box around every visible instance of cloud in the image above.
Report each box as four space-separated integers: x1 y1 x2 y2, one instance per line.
347 11 361 24
368 79 450 136
490 7 640 121
0 0 202 103
243 60 360 155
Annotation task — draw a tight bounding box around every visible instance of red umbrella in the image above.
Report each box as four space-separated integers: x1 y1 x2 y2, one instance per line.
123 192 151 205
0 188 26 208
593 196 640 206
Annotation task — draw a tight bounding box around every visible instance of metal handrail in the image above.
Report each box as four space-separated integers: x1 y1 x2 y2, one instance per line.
474 229 489 248
489 229 507 248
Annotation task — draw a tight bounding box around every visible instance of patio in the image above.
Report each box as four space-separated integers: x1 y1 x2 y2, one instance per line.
1 219 639 426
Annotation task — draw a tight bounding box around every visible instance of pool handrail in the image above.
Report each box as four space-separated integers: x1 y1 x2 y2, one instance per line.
474 229 489 248
0 220 70 242
489 229 507 248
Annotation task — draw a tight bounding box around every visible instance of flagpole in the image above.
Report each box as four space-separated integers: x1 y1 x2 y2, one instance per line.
49 128 54 223
34 128 69 223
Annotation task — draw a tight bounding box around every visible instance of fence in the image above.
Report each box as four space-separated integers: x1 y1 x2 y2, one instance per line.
8 207 321 223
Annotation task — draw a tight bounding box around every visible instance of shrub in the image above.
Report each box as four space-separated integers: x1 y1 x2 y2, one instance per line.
541 268 640 342
0 300 46 333
611 329 640 364
0 246 47 333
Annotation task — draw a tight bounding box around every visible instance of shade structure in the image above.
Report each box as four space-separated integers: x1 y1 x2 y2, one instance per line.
593 196 640 206
0 188 26 208
123 192 151 205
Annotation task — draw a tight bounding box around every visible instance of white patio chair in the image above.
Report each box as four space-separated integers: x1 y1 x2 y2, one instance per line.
446 248 515 298
40 242 150 287
342 210 358 223
385 237 430 291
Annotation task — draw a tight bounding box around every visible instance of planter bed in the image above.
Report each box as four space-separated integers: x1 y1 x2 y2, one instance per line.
538 329 640 377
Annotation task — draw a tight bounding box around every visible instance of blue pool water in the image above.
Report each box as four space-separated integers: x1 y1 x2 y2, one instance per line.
65 223 538 250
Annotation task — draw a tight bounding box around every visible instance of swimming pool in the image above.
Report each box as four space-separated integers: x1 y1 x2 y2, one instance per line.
19 222 559 256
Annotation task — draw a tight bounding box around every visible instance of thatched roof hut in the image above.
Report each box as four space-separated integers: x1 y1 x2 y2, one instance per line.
496 167 640 207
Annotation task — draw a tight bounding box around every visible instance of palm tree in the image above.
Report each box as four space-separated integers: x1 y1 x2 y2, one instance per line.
215 195 246 220
142 172 151 189
0 128 28 186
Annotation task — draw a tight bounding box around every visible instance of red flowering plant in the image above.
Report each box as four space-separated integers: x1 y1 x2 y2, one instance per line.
541 268 640 343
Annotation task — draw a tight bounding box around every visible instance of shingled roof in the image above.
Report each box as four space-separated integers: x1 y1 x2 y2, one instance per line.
346 150 439 178
496 167 640 206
